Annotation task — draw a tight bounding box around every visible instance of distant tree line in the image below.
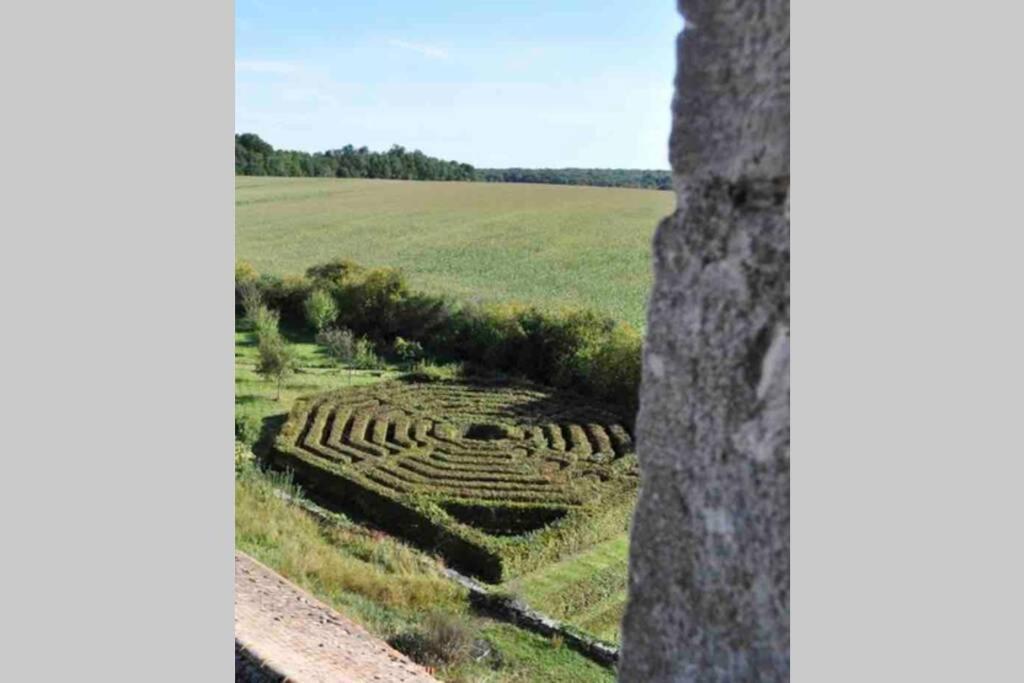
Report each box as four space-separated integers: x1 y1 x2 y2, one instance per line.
236 133 671 190
236 133 476 181
475 167 671 190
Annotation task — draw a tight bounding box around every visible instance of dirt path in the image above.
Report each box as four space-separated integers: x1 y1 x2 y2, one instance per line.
235 551 438 683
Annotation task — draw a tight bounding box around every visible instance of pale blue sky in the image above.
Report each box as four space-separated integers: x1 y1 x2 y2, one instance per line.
236 1 680 169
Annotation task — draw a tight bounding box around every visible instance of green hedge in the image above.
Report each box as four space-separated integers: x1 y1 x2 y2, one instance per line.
237 258 643 415
272 386 638 583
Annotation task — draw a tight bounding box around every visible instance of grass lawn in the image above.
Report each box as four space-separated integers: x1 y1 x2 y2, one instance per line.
236 176 674 329
234 325 403 430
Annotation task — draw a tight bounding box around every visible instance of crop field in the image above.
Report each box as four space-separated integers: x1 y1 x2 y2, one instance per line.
272 379 639 583
236 176 675 328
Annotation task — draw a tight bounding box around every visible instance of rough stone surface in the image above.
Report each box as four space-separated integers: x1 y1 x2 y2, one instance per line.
619 1 789 681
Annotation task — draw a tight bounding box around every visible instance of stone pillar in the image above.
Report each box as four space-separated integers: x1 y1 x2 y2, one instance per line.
619 1 789 681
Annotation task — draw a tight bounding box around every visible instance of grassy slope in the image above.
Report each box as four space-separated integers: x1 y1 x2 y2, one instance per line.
236 176 674 329
236 468 612 682
235 330 613 682
503 534 630 644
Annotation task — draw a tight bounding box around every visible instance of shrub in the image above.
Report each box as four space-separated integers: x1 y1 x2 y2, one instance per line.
352 337 383 370
305 258 363 287
393 337 423 364
258 274 313 328
235 412 262 447
406 360 462 382
304 288 339 332
235 260 258 284
336 267 410 338
391 611 475 667
455 302 528 370
234 441 255 473
250 304 280 342
238 279 264 324
316 327 357 364
242 257 644 413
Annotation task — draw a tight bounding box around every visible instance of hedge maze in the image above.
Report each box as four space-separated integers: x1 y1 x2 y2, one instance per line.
273 379 639 582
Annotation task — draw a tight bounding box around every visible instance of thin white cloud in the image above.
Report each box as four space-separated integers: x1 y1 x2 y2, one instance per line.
236 60 302 75
388 39 448 60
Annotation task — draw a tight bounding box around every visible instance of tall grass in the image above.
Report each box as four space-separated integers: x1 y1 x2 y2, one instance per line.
235 462 463 619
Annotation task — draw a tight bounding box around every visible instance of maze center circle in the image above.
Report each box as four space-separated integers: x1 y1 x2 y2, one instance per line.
288 380 639 519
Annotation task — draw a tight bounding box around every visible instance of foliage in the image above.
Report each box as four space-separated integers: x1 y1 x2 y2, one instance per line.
305 258 363 287
393 337 424 364
390 611 476 667
335 267 411 338
406 360 462 383
239 259 642 413
235 259 258 283
236 261 263 323
316 327 357 364
236 132 669 189
234 441 254 472
250 304 280 341
312 325 381 370
236 133 476 181
235 412 262 447
304 288 339 332
352 337 383 370
256 332 296 400
477 166 671 190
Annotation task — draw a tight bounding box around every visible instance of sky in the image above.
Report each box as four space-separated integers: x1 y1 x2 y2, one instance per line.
236 1 681 169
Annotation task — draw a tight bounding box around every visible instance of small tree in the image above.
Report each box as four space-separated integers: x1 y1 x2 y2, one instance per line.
316 327 356 363
304 289 338 332
239 280 264 325
393 337 424 367
251 304 280 341
256 332 295 400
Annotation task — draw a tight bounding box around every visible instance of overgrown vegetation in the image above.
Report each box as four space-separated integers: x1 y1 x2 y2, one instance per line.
389 610 476 668
237 257 643 413
235 458 614 682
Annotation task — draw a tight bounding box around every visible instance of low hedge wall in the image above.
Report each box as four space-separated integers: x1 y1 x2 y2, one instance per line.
272 382 639 583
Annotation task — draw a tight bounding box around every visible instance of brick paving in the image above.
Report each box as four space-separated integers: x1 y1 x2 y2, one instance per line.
235 551 439 683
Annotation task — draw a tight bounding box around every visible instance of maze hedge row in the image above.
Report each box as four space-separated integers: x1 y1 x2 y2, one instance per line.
273 379 639 582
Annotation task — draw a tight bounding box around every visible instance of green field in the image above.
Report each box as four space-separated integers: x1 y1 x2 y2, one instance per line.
236 176 674 329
